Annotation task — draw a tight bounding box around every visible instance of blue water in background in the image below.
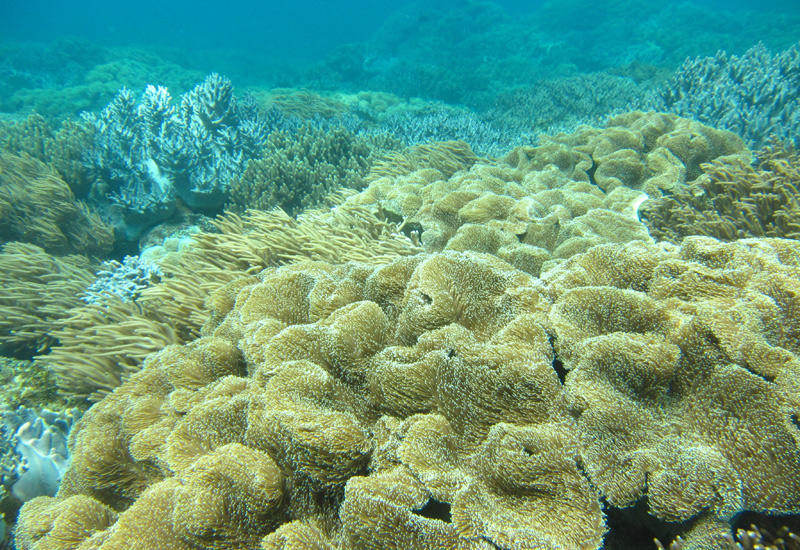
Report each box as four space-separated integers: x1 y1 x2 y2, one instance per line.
2 0 798 88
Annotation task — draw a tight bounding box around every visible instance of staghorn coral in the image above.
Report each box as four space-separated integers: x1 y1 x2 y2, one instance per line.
0 153 113 256
640 144 800 242
486 71 651 141
650 42 800 149
228 124 396 216
81 255 163 305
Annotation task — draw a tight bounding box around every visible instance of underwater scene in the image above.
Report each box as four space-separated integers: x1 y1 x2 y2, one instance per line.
0 0 799 548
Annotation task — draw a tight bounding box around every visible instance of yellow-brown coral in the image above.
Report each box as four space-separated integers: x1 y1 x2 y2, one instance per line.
0 153 112 255
640 143 800 242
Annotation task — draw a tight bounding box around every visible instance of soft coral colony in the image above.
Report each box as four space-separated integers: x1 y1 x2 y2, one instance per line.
6 103 800 550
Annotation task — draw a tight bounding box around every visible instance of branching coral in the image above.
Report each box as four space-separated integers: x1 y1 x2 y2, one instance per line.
651 41 800 148
85 74 270 237
227 124 395 216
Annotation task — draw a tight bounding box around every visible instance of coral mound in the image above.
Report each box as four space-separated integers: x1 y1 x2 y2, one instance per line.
16 234 800 549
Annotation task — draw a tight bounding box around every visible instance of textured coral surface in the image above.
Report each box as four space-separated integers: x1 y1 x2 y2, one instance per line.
16 236 800 549
12 112 800 550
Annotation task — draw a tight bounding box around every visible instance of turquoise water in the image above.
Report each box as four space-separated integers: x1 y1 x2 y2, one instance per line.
2 0 798 112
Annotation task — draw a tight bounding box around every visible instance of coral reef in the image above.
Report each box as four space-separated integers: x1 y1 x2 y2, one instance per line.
85 74 270 237
17 251 605 549
34 201 418 402
0 406 79 544
486 72 651 142
35 298 183 403
349 112 744 275
656 522 800 550
0 242 95 355
0 358 62 412
0 113 95 197
651 42 800 148
377 103 533 158
0 42 204 119
81 255 163 305
15 234 800 549
0 153 113 255
640 144 800 242
0 407 77 503
228 125 396 216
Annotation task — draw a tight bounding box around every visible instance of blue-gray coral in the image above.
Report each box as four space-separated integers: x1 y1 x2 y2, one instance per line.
85 74 270 237
81 255 163 305
378 105 532 157
652 41 800 148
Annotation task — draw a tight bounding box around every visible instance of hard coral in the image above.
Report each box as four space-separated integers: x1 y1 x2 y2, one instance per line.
652 41 800 148
85 74 270 238
228 124 391 217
